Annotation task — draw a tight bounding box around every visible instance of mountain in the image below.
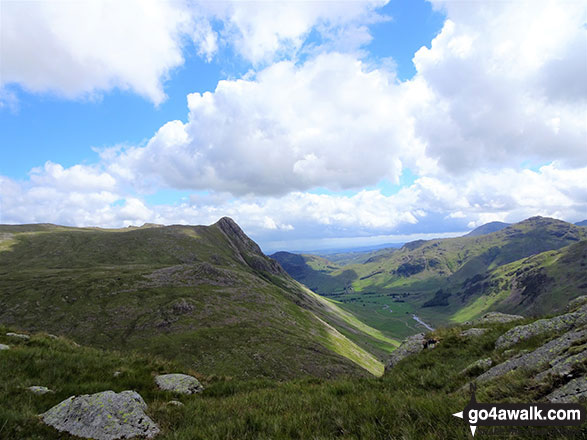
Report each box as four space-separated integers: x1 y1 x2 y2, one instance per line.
465 221 510 236
575 220 587 227
274 217 587 337
0 218 397 379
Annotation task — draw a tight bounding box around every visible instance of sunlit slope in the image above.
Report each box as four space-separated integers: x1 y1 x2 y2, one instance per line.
0 218 391 378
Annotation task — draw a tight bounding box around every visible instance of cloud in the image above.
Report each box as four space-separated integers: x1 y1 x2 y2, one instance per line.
2 162 585 250
1 0 585 249
92 0 586 196
413 0 587 172
201 0 388 63
1 0 388 104
108 53 418 195
1 0 195 104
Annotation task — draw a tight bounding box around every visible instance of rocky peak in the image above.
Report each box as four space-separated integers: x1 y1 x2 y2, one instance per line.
215 217 263 255
214 217 286 277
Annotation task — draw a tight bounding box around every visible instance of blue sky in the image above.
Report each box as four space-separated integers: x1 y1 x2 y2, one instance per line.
1 0 586 252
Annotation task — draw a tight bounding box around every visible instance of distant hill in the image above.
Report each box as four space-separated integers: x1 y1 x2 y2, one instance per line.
465 221 511 236
0 217 397 379
575 220 587 227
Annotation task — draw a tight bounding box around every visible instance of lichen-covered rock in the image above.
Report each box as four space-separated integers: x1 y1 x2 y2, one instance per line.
6 332 30 340
0 344 9 350
155 374 203 394
41 390 159 440
384 333 425 372
546 376 587 403
27 386 53 395
461 358 493 375
535 349 587 382
476 329 587 383
496 305 587 350
567 296 587 312
475 312 524 324
460 328 489 338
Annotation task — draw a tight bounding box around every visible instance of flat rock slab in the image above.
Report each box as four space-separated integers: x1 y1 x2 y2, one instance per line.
155 374 203 394
496 305 587 350
385 333 425 372
6 332 30 340
27 386 53 395
546 376 587 403
0 344 9 350
476 329 587 383
41 390 159 440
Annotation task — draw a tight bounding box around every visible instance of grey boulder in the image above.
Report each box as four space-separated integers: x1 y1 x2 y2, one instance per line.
384 333 425 372
0 344 9 350
155 374 203 394
41 390 159 440
27 386 53 395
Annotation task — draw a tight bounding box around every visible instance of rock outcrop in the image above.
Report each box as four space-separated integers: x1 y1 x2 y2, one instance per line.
41 390 159 440
546 376 587 403
535 349 587 382
495 305 587 349
384 333 425 371
0 344 9 350
476 329 587 383
155 374 203 394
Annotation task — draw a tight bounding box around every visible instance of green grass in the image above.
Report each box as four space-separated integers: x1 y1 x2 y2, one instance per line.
2 320 584 440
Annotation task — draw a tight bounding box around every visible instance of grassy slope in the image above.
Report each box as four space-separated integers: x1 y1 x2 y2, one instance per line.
2 320 584 440
0 220 393 379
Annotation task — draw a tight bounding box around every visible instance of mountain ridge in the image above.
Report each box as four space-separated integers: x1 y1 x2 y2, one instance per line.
0 218 394 379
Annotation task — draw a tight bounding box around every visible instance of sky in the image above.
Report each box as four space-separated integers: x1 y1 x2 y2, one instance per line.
1 0 586 253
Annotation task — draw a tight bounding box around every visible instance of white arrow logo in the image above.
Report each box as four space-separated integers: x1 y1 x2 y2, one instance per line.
453 411 477 436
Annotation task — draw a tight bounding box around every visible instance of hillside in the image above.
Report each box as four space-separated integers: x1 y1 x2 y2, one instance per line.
274 217 587 338
448 239 587 322
0 218 397 379
2 300 584 439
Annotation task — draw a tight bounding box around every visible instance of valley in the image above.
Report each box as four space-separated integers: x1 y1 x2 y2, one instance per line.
273 217 587 338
